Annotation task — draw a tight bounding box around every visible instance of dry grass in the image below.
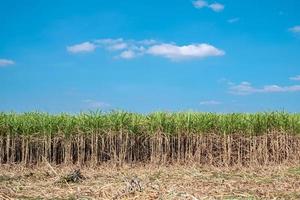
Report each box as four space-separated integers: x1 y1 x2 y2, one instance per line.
1 133 299 166
0 164 300 199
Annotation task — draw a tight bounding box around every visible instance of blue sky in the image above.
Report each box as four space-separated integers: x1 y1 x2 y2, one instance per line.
0 0 300 113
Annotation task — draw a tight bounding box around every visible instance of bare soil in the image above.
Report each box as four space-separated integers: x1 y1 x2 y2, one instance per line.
0 164 300 199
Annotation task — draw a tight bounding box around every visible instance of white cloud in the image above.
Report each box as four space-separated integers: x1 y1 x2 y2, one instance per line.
193 1 224 12
0 59 15 67
96 38 157 52
229 81 300 95
108 42 128 51
83 99 110 108
96 38 124 44
68 38 225 61
193 0 208 8
95 38 129 51
67 42 96 53
147 43 225 60
208 3 224 12
119 50 136 59
229 82 256 95
200 100 222 105
227 18 239 23
289 26 300 33
290 75 300 81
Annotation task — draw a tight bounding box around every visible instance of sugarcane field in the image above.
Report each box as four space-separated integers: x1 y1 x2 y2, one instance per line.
1 0 300 199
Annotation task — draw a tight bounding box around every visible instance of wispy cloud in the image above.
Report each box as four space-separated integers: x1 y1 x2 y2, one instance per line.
0 59 15 67
208 3 224 12
96 38 128 51
218 78 234 85
193 0 208 8
288 26 300 33
68 38 225 61
147 43 224 60
227 18 240 23
193 0 224 12
83 99 111 108
119 50 136 59
199 100 222 105
290 75 300 81
229 81 300 95
67 42 96 53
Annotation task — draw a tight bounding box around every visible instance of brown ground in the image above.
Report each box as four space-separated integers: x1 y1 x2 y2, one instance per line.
0 164 300 200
